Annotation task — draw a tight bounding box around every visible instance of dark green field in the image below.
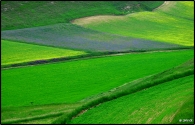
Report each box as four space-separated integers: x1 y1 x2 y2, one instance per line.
1 1 163 30
1 1 194 124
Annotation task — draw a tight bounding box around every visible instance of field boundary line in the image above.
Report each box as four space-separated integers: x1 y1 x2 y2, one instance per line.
1 111 66 124
1 48 193 70
52 58 194 124
153 1 168 11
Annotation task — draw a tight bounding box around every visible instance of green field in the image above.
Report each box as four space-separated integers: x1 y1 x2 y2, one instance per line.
1 40 87 66
72 1 194 46
1 103 82 124
1 1 163 30
156 1 194 20
1 1 194 124
70 75 194 124
2 49 193 108
2 54 194 124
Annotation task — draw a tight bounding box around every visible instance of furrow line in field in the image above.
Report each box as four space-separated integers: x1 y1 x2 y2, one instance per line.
1 111 66 124
52 60 194 124
1 48 192 70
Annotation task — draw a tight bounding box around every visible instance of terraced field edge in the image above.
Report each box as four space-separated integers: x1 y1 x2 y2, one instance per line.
2 48 193 69
52 58 194 124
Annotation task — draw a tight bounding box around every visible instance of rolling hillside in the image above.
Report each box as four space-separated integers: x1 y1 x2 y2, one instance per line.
1 23 184 53
2 54 194 124
1 1 194 124
70 75 194 124
2 50 193 107
1 1 164 30
72 1 194 46
1 39 87 66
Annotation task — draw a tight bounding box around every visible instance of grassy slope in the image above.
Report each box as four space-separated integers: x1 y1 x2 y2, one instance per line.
2 56 194 124
1 1 163 30
1 23 184 52
72 1 194 46
2 50 194 108
1 103 82 124
1 40 87 66
46 58 195 124
171 97 194 124
70 75 194 124
157 1 194 20
1 1 193 124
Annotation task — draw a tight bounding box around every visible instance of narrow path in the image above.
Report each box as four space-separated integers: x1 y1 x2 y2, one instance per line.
153 1 176 11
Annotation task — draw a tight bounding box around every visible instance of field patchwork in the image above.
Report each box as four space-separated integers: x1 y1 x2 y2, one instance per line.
1 1 164 30
1 39 87 66
2 53 194 124
2 50 193 108
72 1 194 46
1 23 184 52
1 1 194 124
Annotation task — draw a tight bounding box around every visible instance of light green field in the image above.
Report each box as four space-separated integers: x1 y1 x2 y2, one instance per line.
1 40 87 66
70 75 194 124
72 1 194 46
156 1 194 20
2 49 194 108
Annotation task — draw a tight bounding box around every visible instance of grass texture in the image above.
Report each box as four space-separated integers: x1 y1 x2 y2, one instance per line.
2 57 194 124
54 57 194 124
2 49 193 108
72 1 194 46
1 1 163 30
70 75 194 124
1 103 82 124
1 39 87 66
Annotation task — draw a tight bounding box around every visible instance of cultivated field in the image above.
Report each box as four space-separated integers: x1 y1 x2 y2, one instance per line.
1 23 184 52
1 39 87 66
70 75 194 124
1 1 194 124
1 1 163 30
72 1 194 46
2 50 193 107
2 56 193 124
